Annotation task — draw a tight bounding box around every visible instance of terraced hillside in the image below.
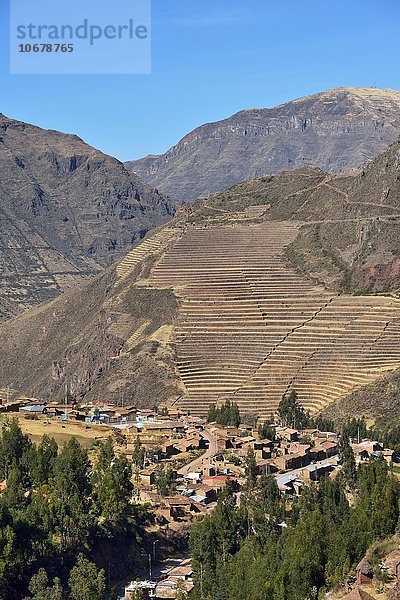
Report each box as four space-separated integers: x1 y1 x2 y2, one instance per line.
4 141 400 418
119 222 400 417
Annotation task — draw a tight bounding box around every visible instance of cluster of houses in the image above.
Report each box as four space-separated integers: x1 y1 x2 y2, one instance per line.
124 558 193 599
134 420 399 524
14 397 400 599
18 399 147 425
126 418 399 599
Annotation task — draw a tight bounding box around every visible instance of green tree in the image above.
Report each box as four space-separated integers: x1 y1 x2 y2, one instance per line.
68 554 106 600
29 567 49 596
0 418 32 480
51 438 90 551
207 400 241 427
28 568 63 600
278 390 309 429
32 435 58 487
258 420 276 441
207 403 217 423
132 437 145 469
155 464 176 497
3 459 25 511
92 438 133 528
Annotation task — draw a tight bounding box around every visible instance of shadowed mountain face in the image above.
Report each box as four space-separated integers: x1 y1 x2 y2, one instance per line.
3 141 400 419
127 87 400 201
0 114 176 321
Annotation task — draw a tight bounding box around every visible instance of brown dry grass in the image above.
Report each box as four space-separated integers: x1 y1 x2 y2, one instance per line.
8 412 112 448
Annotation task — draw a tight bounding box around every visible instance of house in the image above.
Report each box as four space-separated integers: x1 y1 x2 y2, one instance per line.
256 460 278 476
140 470 156 486
136 409 157 423
125 580 156 599
352 441 382 457
184 472 203 484
186 430 207 448
168 565 193 580
381 449 395 464
160 440 178 458
114 406 137 422
301 428 320 438
186 483 216 504
200 463 216 477
216 436 233 450
95 407 116 423
356 558 373 586
309 441 338 461
156 579 194 599
67 410 86 421
142 421 185 435
275 472 303 496
164 495 192 519
254 438 274 457
175 437 201 453
301 461 335 482
202 475 233 493
283 443 311 456
276 427 299 442
274 451 310 471
232 436 255 450
167 408 187 419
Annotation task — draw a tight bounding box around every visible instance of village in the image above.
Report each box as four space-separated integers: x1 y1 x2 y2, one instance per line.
2 396 399 600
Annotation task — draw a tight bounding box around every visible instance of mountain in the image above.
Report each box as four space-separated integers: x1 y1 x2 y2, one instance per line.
195 139 400 294
126 87 400 201
0 114 176 321
3 141 400 421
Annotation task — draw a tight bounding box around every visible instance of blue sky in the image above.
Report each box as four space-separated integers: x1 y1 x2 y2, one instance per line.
1 0 400 161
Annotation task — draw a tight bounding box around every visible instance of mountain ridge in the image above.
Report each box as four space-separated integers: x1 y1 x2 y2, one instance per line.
0 113 177 321
126 87 400 201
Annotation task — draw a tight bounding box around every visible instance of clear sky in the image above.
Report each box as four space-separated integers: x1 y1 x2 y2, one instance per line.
1 0 400 162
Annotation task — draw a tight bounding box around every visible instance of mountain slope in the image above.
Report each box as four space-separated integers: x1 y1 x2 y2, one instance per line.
0 114 176 321
195 139 400 294
127 87 400 201
3 142 400 417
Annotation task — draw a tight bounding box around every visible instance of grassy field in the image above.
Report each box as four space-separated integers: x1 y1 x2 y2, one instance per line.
6 412 112 448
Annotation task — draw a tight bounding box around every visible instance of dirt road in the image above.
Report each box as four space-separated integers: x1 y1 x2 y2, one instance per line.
178 429 217 476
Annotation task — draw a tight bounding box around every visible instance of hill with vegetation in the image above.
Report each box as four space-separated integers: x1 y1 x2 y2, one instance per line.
127 87 400 201
0 114 176 321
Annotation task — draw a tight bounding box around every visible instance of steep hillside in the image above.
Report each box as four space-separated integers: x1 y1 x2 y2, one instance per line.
194 140 400 294
0 114 176 321
127 87 400 201
323 369 400 427
0 227 184 405
4 141 400 417
2 142 400 415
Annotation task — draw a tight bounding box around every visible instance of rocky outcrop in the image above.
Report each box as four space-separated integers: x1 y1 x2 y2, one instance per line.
0 114 177 321
127 87 400 201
